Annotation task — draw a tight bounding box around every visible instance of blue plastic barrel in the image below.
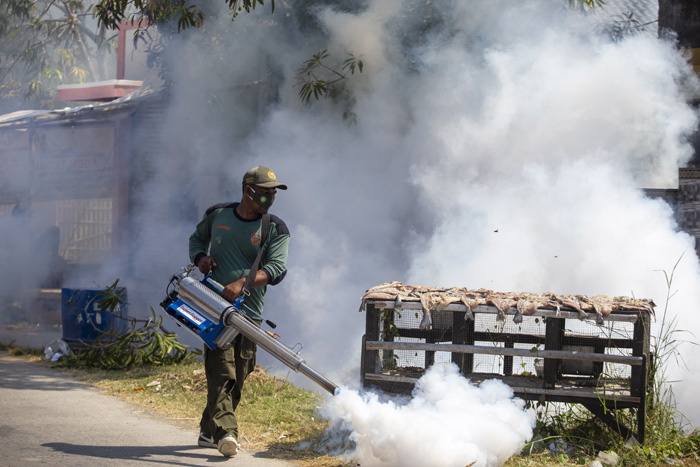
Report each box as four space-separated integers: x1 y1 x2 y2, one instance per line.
61 288 128 346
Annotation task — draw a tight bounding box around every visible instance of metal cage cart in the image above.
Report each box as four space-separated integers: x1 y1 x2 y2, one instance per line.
360 283 653 443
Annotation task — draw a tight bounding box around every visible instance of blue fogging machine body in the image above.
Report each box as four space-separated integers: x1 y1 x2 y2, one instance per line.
160 266 338 395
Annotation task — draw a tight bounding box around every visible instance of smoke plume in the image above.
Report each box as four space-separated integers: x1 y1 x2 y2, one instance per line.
325 363 535 467
145 0 700 436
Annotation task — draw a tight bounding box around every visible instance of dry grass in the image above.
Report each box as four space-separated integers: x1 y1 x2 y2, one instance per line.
4 340 697 467
52 359 351 467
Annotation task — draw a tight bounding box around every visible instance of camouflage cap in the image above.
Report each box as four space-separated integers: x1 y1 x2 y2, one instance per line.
242 166 288 190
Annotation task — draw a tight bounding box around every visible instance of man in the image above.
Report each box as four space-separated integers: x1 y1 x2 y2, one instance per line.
189 166 290 457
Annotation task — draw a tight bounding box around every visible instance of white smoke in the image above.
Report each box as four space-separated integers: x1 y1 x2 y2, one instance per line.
221 2 700 458
395 0 700 427
325 363 535 467
223 1 700 430
5 0 700 462
188 0 699 459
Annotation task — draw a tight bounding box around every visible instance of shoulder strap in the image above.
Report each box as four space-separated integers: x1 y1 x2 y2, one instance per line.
205 202 236 216
242 213 270 296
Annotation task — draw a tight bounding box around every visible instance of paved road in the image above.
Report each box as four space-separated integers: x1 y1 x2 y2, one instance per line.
0 352 300 467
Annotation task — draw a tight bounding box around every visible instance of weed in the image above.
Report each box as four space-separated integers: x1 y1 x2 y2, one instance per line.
58 279 197 370
380 308 401 370
514 256 700 466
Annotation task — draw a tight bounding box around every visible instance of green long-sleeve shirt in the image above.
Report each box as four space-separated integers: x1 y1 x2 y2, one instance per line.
189 202 290 319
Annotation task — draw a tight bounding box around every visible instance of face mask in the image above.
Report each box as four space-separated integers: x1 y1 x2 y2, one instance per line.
248 187 275 210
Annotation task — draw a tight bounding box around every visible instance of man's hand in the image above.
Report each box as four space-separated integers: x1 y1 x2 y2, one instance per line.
222 278 246 302
197 255 217 274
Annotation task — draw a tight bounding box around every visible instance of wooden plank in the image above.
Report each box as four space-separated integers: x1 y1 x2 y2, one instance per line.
365 303 380 375
445 331 636 351
512 387 639 403
364 340 643 365
504 335 514 376
363 373 640 403
451 311 466 371
584 402 635 441
544 317 564 389
367 300 640 323
364 372 421 384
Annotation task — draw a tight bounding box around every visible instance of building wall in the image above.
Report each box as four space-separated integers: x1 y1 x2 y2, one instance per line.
658 0 700 166
645 168 700 257
677 168 700 252
659 0 700 47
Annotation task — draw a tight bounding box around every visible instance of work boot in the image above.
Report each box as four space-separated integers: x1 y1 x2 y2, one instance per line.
217 435 240 457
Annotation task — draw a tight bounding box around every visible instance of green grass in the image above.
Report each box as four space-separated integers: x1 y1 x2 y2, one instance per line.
502 404 700 467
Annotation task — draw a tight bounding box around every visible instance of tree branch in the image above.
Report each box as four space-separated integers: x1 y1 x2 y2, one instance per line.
61 0 97 81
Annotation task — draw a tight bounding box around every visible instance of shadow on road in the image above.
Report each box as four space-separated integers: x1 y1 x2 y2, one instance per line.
43 442 232 466
0 362 85 391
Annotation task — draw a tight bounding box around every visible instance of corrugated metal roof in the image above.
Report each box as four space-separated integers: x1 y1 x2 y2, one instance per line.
0 88 164 129
601 0 658 24
597 0 659 36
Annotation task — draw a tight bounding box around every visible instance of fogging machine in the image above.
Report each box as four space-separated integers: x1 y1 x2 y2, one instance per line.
160 265 338 395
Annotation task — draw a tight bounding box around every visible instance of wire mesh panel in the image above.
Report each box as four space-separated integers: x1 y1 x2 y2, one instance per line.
57 198 113 264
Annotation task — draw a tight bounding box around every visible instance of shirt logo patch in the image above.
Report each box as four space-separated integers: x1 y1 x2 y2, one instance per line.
216 225 230 230
251 233 261 245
